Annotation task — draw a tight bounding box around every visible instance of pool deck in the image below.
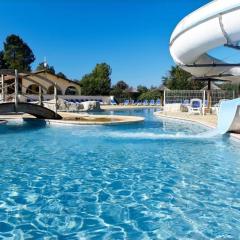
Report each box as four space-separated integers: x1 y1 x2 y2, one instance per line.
154 111 217 128
154 111 240 142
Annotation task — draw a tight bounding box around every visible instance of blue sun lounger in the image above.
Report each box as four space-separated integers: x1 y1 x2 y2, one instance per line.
143 100 149 105
149 99 155 105
156 99 161 106
130 100 135 105
111 99 117 105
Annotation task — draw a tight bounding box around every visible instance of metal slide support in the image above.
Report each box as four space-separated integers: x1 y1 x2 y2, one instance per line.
219 13 240 50
219 14 233 45
14 69 18 111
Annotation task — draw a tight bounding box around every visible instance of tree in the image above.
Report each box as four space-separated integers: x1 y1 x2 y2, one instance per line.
0 51 8 69
79 63 112 95
36 62 55 74
110 81 129 100
162 66 204 90
138 88 162 101
79 74 96 95
137 85 148 94
115 80 128 90
3 34 35 72
220 82 240 95
57 72 67 79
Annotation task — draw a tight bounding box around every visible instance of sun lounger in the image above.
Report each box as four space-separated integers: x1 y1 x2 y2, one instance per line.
156 99 161 106
143 100 149 106
188 98 202 114
180 99 190 112
149 99 155 106
111 99 117 105
136 100 142 105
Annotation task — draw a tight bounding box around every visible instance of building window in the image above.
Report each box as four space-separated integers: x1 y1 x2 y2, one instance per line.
65 86 78 95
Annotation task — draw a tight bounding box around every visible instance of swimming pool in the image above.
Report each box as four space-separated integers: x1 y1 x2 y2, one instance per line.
0 109 239 239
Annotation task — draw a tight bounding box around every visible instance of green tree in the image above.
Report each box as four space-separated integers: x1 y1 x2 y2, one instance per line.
115 80 128 90
138 89 162 101
3 34 35 72
109 87 125 99
57 72 67 79
0 51 8 69
162 66 204 90
36 62 55 74
110 81 129 101
220 82 240 95
79 63 112 95
137 85 148 94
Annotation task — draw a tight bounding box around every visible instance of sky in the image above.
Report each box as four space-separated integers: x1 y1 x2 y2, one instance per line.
0 0 221 87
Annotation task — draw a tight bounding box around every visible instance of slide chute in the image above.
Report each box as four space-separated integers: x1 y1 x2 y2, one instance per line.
170 0 240 82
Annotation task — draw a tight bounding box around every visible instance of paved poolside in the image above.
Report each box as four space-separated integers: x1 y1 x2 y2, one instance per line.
154 111 240 142
154 111 217 128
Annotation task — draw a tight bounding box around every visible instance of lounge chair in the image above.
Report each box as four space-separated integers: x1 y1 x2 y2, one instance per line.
130 100 135 105
188 98 202 114
204 100 208 107
136 100 142 105
183 99 190 105
143 100 149 106
156 99 161 106
180 99 190 112
111 99 117 105
124 100 129 106
149 99 155 106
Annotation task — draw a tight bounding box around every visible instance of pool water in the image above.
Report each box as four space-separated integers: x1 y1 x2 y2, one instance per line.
0 109 240 239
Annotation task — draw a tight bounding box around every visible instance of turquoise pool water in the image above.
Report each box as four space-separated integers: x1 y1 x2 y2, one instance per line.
0 109 240 239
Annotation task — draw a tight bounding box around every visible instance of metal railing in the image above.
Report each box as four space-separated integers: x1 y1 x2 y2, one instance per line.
164 89 236 106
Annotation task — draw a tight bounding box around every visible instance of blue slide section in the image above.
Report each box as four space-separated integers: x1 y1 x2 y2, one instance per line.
217 98 240 134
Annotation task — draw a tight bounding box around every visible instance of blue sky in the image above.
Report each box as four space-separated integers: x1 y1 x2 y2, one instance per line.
0 0 217 87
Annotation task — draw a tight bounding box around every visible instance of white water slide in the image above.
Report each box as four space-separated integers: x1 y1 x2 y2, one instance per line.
170 0 240 134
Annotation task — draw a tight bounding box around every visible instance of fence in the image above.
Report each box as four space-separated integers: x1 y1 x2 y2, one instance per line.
164 90 236 106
